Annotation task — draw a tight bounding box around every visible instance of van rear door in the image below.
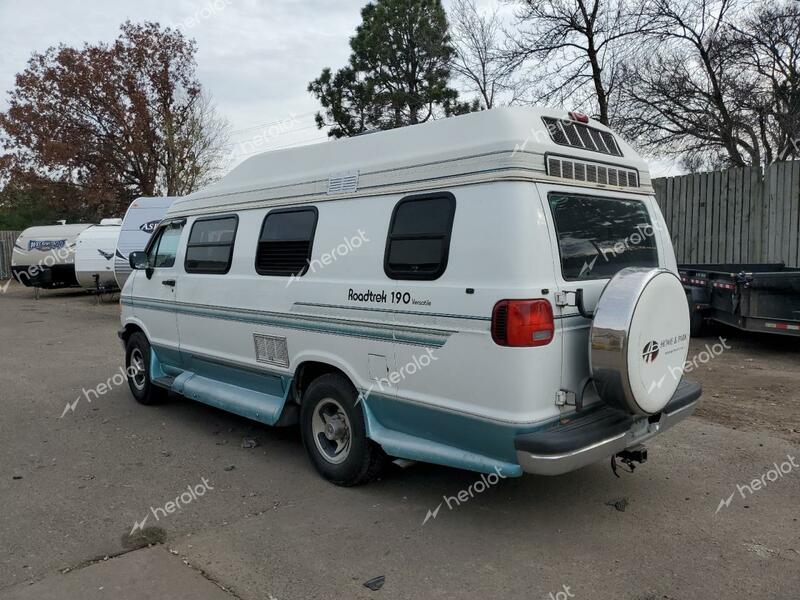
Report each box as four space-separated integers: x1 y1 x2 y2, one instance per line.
537 185 662 409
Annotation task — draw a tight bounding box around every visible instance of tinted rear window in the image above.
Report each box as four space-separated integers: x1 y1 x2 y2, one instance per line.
548 193 658 281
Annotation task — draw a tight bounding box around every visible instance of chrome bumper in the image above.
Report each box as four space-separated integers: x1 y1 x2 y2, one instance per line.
515 380 701 476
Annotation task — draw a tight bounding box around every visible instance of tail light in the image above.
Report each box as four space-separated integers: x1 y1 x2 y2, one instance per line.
492 299 555 347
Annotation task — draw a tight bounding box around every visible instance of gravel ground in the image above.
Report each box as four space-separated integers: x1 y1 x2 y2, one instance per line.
1 282 798 600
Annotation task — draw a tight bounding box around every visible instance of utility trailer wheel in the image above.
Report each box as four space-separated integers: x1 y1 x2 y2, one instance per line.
689 303 706 338
125 332 167 405
300 373 387 486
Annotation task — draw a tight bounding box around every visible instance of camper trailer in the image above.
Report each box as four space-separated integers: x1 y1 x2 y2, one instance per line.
12 223 92 288
114 197 177 290
75 219 123 290
119 107 702 486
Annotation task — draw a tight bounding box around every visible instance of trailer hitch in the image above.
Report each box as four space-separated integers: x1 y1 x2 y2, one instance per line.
611 445 648 477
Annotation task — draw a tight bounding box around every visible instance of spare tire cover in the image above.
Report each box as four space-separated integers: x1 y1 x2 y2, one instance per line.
590 267 691 415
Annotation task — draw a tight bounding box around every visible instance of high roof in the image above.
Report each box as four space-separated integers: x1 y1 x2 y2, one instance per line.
168 107 652 217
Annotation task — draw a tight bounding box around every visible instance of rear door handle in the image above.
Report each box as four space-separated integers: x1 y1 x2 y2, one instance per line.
162 279 176 287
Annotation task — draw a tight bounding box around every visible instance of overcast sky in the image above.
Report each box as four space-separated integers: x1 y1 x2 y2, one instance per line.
0 0 678 177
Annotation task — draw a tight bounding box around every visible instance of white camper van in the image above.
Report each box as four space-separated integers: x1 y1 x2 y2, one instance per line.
114 197 177 290
119 107 701 486
74 219 123 290
12 223 92 288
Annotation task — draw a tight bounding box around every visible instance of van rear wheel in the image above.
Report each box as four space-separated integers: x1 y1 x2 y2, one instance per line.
125 332 166 405
300 373 387 486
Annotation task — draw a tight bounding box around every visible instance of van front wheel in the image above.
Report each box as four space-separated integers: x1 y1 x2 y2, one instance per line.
300 373 387 486
125 332 166 405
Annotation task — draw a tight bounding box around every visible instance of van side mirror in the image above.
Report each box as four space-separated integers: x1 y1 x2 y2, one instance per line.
129 251 149 271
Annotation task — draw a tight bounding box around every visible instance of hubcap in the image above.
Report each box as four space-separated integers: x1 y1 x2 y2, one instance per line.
129 348 147 391
311 398 352 464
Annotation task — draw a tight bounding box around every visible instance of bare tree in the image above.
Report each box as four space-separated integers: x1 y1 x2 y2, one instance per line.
730 1 800 163
160 93 230 196
506 0 652 125
449 0 524 107
619 0 798 168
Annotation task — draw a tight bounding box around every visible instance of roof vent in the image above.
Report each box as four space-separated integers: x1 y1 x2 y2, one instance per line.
327 170 359 195
547 156 639 188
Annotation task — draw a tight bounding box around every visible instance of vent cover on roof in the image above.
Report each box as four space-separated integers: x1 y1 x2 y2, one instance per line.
542 117 623 157
253 333 289 367
327 170 359 195
547 156 639 188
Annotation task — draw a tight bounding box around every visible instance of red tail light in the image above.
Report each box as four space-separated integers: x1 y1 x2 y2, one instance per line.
491 299 554 347
568 111 589 123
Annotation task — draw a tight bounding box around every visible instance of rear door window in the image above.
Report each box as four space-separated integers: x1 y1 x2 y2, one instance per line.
548 192 658 281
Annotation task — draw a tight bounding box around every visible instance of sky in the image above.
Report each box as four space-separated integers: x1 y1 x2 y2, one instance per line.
0 0 679 178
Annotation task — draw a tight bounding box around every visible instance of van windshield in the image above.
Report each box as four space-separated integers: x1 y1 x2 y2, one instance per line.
548 192 659 281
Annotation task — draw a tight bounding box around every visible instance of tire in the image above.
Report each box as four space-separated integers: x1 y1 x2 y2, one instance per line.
689 306 706 337
687 293 706 338
300 373 387 486
125 332 167 405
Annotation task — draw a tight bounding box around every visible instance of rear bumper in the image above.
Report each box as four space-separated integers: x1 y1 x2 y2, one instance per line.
515 379 702 476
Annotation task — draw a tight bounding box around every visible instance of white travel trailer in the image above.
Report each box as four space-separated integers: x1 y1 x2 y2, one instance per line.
74 219 123 290
114 197 177 289
12 223 92 288
119 107 701 486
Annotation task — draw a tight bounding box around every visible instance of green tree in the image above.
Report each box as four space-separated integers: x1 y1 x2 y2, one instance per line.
309 0 476 138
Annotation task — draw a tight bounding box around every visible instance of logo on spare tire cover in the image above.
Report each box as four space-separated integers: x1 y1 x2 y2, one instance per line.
642 341 660 363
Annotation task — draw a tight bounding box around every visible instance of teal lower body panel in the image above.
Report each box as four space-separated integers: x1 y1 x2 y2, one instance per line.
147 345 556 477
361 401 523 477
361 391 559 470
151 345 292 426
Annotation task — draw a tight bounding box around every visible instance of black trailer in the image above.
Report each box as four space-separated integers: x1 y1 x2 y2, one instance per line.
680 263 800 337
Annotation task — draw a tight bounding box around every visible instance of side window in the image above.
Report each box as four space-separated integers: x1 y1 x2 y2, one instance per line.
384 193 456 280
185 216 238 274
256 207 318 277
147 224 183 269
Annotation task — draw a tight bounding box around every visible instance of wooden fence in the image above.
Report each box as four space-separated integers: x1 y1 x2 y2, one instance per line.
653 160 800 267
0 231 21 280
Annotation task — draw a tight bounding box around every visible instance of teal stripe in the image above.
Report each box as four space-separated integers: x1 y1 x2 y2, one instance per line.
123 297 452 347
294 301 492 322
